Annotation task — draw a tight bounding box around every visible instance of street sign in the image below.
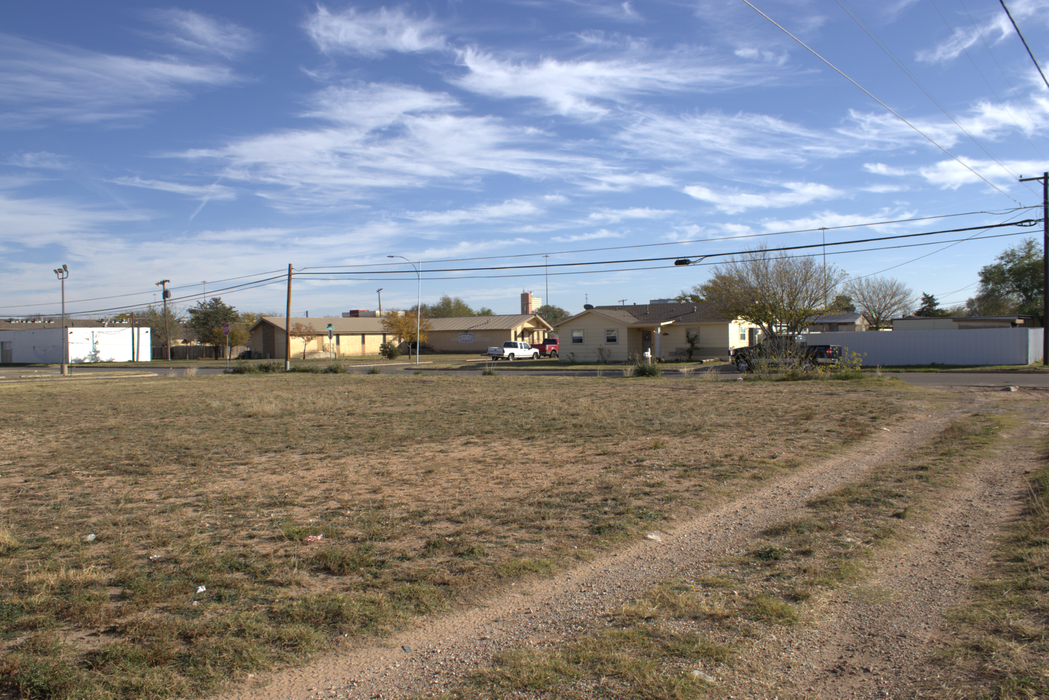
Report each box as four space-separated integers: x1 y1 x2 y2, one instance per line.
222 322 230 336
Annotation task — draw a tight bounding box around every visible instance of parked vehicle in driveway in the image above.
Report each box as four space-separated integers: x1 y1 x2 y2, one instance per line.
487 341 539 360
731 337 841 373
531 338 558 358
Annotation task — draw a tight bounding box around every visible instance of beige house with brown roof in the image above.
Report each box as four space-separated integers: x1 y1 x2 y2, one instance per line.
248 314 553 359
555 303 758 363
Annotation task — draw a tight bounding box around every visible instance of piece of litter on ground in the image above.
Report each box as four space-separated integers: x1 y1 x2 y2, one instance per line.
305 535 324 542
83 534 96 542
646 531 662 542
881 427 890 431
196 585 206 594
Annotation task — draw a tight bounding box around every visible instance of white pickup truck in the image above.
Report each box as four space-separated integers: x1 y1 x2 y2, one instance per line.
487 340 539 361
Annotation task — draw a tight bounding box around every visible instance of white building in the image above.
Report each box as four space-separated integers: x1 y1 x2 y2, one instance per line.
0 327 150 364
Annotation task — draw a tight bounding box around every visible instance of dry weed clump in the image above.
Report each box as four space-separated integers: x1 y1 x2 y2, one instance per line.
0 373 914 699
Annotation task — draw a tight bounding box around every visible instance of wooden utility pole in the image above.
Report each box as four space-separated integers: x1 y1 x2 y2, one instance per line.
1018 172 1048 366
156 279 171 361
284 264 292 371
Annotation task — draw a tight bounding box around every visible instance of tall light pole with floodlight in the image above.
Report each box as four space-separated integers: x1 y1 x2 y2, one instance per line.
53 264 69 375
387 256 421 366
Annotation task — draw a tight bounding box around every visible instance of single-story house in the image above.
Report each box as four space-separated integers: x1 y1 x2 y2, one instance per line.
249 317 387 359
892 315 1038 331
249 314 554 358
426 314 553 354
554 303 759 363
804 312 871 333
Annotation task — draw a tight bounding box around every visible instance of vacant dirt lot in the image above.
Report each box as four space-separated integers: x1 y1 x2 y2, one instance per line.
214 386 1047 700
1 375 1045 700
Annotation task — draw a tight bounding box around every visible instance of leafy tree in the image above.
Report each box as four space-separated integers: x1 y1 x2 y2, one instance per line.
137 305 183 351
828 294 856 313
914 293 950 317
698 244 846 339
290 322 319 360
535 304 569 327
186 298 240 359
966 238 1044 325
674 290 704 303
419 295 476 318
382 311 433 347
845 276 915 330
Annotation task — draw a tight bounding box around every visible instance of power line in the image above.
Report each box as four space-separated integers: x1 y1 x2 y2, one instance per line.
999 0 1049 91
740 0 1022 205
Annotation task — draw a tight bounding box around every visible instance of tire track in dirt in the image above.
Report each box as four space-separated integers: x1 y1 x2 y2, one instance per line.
217 393 1028 700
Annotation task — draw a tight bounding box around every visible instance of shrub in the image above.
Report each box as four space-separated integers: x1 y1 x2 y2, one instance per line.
481 365 497 376
367 366 382 375
325 363 349 374
633 361 662 378
379 342 401 360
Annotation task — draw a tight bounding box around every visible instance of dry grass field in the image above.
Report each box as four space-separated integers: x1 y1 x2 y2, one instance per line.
0 372 934 698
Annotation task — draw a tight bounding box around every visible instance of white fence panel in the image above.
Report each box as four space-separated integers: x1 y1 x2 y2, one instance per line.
801 328 1043 367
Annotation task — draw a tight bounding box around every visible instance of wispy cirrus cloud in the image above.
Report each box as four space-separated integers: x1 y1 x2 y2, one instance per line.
110 176 236 201
452 46 775 120
916 0 1049 64
149 9 255 59
551 229 625 243
586 207 675 223
919 157 1044 189
683 181 844 214
6 151 70 169
306 5 445 56
0 34 238 127
0 192 147 246
407 199 542 225
179 83 597 209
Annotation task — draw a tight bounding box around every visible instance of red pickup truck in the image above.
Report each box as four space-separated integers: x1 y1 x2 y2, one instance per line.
531 338 559 358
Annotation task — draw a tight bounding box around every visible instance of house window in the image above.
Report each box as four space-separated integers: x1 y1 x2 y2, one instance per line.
828 324 839 332
572 329 584 344
361 334 366 345
605 329 618 344
739 326 746 341
335 335 340 346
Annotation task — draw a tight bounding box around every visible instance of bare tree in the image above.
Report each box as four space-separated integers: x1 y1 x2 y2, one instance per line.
290 322 319 360
845 276 915 330
698 244 846 339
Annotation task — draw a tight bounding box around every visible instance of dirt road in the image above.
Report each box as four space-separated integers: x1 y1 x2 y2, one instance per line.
218 388 1045 700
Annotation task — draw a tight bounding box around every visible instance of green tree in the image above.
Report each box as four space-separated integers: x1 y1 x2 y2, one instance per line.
414 295 495 318
828 294 856 313
674 290 704 303
186 298 240 359
966 238 1044 325
137 305 183 352
698 244 846 339
534 304 568 327
914 293 950 317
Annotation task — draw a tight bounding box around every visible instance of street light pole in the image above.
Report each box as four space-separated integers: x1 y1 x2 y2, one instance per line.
156 279 172 361
376 288 383 316
53 264 69 375
388 256 421 366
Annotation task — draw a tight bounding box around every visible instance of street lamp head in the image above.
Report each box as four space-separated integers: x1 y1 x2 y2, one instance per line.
674 259 692 266
62 264 68 272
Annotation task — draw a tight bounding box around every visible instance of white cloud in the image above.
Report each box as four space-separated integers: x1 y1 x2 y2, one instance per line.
551 229 624 243
758 209 915 234
7 151 70 169
408 199 542 225
453 46 770 120
683 182 844 214
919 158 1044 189
0 34 237 126
864 163 909 176
150 9 255 58
110 177 236 201
917 0 1049 64
306 5 445 56
0 192 147 246
586 207 675 223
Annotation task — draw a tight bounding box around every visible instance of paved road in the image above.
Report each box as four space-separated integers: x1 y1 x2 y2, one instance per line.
4 363 1049 389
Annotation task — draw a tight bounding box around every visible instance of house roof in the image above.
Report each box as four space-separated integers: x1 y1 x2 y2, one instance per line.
557 302 738 327
250 314 552 334
427 314 552 332
252 317 385 333
807 313 866 324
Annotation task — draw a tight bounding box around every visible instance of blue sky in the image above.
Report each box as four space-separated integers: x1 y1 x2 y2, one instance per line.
2 0 1048 320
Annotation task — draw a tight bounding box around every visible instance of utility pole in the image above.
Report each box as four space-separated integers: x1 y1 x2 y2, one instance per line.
54 264 69 375
1019 172 1048 366
376 288 383 316
285 264 293 371
544 255 549 308
156 279 171 361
